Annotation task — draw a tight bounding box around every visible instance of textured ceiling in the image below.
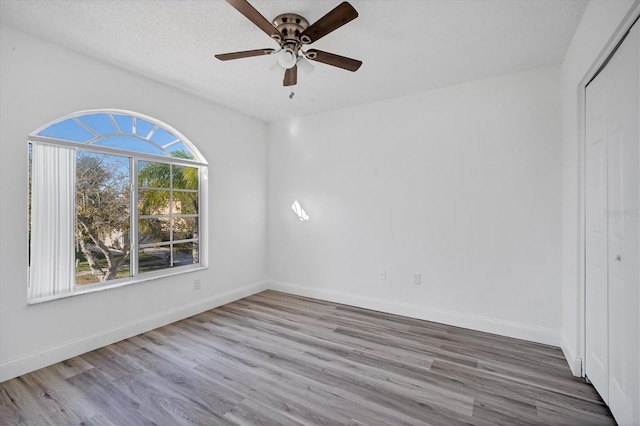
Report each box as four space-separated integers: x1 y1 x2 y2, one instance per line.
0 0 588 122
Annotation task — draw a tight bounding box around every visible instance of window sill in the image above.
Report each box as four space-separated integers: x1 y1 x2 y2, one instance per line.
27 265 208 305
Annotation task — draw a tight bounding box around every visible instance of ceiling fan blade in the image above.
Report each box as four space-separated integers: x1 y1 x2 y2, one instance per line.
306 49 362 72
283 65 298 86
300 2 358 44
225 0 282 40
215 48 275 61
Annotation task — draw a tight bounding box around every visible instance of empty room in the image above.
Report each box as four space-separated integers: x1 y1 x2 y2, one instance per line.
0 0 638 424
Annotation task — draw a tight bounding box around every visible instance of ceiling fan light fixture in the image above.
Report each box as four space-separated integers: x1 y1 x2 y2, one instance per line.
297 56 315 75
278 48 298 69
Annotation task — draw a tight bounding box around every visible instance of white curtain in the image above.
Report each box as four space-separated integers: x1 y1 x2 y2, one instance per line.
29 142 76 300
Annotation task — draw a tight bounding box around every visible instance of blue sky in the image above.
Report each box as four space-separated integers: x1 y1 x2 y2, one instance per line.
38 113 192 157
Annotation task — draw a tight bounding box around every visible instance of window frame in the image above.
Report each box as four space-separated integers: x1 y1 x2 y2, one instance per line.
27 109 209 304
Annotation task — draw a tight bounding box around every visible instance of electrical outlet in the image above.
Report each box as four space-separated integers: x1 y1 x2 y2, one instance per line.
194 279 201 290
413 274 421 285
379 270 387 280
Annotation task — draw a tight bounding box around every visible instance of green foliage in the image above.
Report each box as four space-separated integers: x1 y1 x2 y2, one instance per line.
138 151 200 263
138 151 198 216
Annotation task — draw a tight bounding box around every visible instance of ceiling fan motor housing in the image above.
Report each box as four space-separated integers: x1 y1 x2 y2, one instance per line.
272 13 309 48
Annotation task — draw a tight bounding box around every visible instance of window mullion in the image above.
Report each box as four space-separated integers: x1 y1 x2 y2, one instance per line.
169 164 174 267
131 157 139 277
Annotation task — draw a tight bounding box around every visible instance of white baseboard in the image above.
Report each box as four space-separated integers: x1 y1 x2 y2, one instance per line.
0 280 268 382
269 281 561 347
561 335 583 377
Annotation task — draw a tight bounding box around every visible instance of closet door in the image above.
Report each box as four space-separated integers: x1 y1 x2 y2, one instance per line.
585 73 609 402
585 20 639 425
607 20 639 423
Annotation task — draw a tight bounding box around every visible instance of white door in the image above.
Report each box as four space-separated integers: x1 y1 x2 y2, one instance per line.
585 20 639 426
585 74 609 402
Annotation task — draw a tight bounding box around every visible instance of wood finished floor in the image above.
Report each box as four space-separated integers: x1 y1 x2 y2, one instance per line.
0 290 614 425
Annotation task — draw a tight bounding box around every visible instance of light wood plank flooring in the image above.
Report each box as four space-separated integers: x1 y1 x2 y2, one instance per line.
0 290 614 425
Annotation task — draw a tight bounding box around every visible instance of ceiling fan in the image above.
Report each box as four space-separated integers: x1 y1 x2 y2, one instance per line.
215 0 362 87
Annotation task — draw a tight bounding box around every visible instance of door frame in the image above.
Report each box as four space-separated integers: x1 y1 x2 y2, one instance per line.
578 4 640 378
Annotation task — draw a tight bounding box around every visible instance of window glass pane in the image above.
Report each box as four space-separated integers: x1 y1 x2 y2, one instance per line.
113 114 132 134
77 113 116 136
94 136 164 156
139 160 171 188
172 165 199 190
173 192 198 214
167 142 193 157
139 218 170 243
138 190 171 215
38 118 94 142
173 217 197 241
173 242 197 266
136 118 155 139
75 151 131 285
151 128 178 146
138 246 171 274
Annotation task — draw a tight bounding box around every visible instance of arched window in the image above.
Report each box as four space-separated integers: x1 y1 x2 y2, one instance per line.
28 110 208 303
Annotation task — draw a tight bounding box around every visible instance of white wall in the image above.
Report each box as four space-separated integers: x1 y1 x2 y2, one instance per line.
560 0 638 376
0 25 268 381
268 66 562 345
